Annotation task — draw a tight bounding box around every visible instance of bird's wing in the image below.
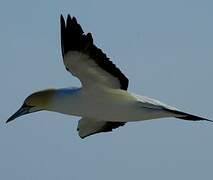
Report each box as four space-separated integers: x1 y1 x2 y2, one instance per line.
134 94 212 121
60 15 129 90
77 117 125 139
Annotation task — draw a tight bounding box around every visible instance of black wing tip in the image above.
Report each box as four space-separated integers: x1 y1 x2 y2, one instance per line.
60 14 85 55
165 109 213 122
60 14 80 28
60 14 65 29
60 14 64 21
66 14 72 24
167 109 212 122
177 114 212 121
205 119 213 122
178 116 213 123
60 14 77 22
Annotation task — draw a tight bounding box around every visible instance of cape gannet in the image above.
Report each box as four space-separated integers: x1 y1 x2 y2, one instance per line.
7 15 212 138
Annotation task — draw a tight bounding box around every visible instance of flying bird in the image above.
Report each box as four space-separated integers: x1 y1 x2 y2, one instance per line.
7 15 212 138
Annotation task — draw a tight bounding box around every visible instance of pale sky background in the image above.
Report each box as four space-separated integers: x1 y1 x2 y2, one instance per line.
1 0 213 179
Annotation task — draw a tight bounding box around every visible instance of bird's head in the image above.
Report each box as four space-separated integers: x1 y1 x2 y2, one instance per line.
7 89 55 123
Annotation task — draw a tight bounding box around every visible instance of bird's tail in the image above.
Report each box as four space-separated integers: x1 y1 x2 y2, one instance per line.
165 109 213 122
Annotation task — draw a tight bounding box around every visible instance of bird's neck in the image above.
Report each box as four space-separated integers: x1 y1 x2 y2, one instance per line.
46 87 82 115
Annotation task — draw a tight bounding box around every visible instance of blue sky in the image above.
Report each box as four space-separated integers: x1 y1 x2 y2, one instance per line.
1 0 213 179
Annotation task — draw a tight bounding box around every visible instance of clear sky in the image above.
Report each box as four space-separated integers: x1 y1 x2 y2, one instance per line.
1 0 213 179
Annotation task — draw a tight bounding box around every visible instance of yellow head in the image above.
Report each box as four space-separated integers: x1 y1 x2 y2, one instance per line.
25 89 55 108
7 89 56 123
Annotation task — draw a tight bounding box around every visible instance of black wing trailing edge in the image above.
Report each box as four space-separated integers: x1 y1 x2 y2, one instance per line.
78 121 126 139
60 14 129 90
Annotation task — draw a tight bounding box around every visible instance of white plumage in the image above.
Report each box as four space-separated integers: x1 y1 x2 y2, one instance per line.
7 15 211 139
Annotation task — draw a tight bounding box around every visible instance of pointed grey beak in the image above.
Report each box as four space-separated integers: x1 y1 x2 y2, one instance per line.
6 104 32 123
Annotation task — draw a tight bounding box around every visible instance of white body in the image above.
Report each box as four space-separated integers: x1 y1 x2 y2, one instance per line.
49 87 177 122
